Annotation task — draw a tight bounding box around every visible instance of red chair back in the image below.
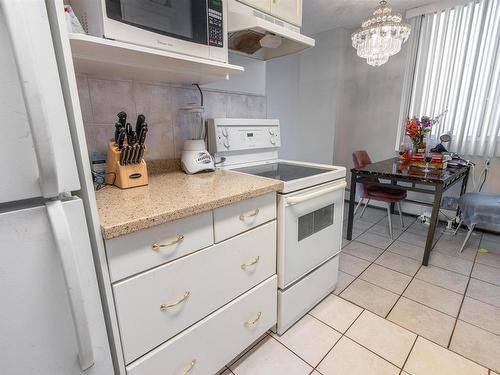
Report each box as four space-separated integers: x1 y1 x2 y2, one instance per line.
353 150 372 169
352 150 375 197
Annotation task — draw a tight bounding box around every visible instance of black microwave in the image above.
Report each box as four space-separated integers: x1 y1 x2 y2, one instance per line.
71 0 228 63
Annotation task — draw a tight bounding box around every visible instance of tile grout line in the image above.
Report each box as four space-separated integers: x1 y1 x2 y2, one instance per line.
398 334 419 374
446 231 483 349
384 225 446 319
344 210 499 371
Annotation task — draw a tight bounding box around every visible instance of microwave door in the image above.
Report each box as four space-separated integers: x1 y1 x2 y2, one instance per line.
105 0 208 45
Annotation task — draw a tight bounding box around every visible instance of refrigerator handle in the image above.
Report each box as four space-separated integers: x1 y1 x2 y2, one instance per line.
46 200 95 371
1 1 61 198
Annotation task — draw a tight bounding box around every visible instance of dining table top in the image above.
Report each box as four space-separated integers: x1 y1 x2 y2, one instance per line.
351 157 470 185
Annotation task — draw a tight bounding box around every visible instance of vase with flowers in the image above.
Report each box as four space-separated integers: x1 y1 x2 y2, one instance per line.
404 112 447 154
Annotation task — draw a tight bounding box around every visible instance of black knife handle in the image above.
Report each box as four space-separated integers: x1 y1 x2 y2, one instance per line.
120 147 127 166
125 123 133 142
139 124 148 145
117 128 126 149
117 111 127 127
114 122 122 144
135 114 145 137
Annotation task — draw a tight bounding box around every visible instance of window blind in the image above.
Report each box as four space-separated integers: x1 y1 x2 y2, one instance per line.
398 0 500 157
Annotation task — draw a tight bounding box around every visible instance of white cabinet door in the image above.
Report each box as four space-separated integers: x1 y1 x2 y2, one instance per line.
0 199 113 375
0 1 80 203
270 0 302 26
238 0 271 12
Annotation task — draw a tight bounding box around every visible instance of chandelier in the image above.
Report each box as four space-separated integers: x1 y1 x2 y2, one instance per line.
352 0 411 66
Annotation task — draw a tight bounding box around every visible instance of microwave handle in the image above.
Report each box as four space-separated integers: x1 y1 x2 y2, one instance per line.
286 181 347 206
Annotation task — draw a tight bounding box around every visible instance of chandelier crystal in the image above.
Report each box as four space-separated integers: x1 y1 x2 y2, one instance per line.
352 0 411 67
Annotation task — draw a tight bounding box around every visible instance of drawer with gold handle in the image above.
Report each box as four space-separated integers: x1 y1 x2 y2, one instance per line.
152 234 184 251
214 192 276 242
241 256 260 270
113 222 276 364
244 312 262 327
160 291 190 312
182 359 196 375
239 208 259 221
126 277 278 375
105 211 213 282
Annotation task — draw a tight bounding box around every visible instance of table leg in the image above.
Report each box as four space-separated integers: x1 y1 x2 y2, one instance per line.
390 179 397 214
422 185 443 266
456 169 470 216
346 172 357 241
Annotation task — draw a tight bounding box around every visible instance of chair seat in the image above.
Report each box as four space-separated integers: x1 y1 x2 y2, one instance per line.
459 192 500 227
366 185 407 202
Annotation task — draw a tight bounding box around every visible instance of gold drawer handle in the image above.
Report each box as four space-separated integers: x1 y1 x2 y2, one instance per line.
160 291 190 311
182 359 196 375
239 208 260 221
241 256 260 269
244 312 262 327
152 234 184 251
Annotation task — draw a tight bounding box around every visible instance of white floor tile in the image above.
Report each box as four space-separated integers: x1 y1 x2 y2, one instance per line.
317 336 399 375
346 310 416 367
404 336 488 375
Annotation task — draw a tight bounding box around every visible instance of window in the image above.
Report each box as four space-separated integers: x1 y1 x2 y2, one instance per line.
398 0 500 157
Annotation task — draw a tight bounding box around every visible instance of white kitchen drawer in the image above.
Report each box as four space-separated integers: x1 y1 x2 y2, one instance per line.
114 221 277 364
127 276 277 375
105 211 213 282
277 254 339 334
213 192 276 242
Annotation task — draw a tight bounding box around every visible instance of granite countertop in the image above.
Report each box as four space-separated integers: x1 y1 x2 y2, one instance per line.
95 169 283 240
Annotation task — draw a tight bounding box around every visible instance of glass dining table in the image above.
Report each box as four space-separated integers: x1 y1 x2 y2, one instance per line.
346 157 471 266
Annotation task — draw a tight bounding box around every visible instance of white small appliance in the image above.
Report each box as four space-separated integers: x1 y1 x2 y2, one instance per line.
208 118 346 334
181 139 215 174
70 0 228 63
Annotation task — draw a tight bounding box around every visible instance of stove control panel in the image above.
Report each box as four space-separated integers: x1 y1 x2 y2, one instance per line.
207 119 281 154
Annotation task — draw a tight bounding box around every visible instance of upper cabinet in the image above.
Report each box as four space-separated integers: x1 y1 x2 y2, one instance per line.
271 0 302 26
238 0 302 26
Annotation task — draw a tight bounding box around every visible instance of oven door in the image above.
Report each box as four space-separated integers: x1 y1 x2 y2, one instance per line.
277 180 346 289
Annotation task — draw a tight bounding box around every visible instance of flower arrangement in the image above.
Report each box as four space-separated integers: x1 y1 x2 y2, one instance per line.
404 111 447 153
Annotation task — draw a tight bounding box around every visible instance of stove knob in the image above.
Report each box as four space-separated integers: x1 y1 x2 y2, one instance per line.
268 128 275 136
270 136 276 145
223 139 230 149
222 128 229 137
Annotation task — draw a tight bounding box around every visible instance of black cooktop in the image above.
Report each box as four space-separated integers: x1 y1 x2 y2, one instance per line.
234 162 332 182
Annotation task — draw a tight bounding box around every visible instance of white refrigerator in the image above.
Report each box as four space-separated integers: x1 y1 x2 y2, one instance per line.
0 2 114 374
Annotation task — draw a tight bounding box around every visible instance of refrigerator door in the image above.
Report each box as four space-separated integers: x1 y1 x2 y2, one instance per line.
0 1 80 203
0 198 114 375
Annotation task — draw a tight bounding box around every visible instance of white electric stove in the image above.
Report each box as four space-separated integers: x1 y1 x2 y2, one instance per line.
208 118 346 334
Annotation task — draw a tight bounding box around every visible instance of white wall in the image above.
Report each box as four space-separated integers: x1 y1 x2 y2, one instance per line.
203 53 267 96
267 28 350 164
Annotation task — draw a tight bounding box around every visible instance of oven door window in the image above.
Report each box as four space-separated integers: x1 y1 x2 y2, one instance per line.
298 204 334 241
105 0 208 45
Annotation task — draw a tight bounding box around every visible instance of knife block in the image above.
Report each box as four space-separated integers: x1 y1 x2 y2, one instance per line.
105 140 148 189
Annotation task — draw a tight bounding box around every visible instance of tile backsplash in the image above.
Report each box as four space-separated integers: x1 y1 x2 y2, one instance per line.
76 74 267 161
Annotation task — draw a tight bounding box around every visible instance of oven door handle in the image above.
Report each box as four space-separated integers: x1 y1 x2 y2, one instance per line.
286 181 347 205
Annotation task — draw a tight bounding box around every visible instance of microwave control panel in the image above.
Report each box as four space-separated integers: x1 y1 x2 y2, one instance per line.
208 0 224 47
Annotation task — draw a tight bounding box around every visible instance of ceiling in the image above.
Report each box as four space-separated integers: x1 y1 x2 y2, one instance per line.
302 0 432 35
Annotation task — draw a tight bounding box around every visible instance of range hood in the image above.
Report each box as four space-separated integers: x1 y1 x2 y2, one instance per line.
227 0 315 60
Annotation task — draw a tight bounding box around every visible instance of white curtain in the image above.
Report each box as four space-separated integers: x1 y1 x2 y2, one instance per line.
398 0 500 157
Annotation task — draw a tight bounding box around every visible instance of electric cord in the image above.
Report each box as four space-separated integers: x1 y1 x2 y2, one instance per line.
92 170 116 191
